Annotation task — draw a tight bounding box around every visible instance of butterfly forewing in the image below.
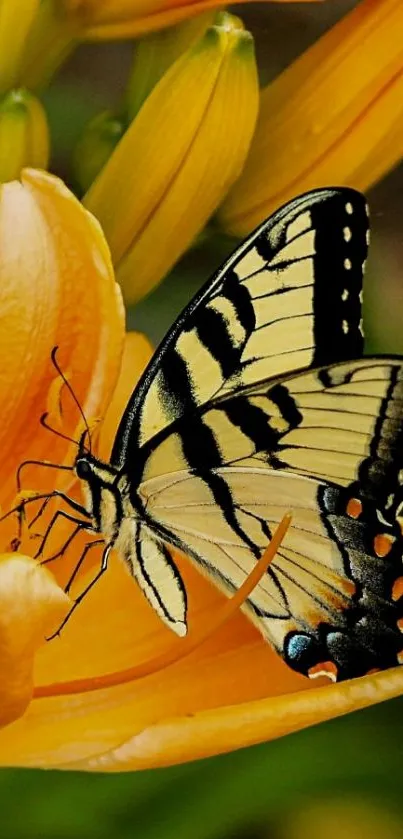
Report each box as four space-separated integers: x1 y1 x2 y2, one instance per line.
111 188 368 471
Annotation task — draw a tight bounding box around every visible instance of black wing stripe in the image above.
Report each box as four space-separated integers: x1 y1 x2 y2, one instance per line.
195 307 243 379
220 270 256 333
219 396 282 454
158 347 195 416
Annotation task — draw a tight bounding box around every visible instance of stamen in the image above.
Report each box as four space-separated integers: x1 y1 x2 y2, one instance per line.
33 513 292 698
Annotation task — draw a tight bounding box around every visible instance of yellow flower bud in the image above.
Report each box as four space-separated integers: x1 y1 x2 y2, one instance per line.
0 90 49 183
127 12 216 120
84 14 259 304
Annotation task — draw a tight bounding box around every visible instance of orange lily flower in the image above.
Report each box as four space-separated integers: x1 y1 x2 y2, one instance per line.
219 0 403 236
1 324 403 768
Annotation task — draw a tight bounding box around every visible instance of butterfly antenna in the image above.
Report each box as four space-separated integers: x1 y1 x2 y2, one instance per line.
51 346 92 452
40 412 78 447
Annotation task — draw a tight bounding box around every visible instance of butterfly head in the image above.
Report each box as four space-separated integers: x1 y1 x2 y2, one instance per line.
74 448 118 491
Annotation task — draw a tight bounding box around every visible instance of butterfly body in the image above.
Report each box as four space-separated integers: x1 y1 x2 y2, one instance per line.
69 187 403 682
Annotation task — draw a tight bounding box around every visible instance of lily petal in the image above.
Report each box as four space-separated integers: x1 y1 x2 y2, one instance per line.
1 541 403 770
0 169 124 505
0 553 70 727
219 0 403 236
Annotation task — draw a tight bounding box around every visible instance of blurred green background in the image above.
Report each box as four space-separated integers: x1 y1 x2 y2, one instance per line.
2 2 403 838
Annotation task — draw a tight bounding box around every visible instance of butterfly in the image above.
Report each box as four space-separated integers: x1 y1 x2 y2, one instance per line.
19 187 403 683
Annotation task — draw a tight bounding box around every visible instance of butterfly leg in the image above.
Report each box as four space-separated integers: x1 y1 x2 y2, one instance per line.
47 541 112 640
34 509 92 560
64 538 104 594
38 523 90 568
1 489 90 552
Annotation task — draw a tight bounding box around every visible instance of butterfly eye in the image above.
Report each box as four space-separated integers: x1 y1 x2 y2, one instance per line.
75 458 91 480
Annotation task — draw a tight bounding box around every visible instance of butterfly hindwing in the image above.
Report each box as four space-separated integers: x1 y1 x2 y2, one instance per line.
137 359 403 680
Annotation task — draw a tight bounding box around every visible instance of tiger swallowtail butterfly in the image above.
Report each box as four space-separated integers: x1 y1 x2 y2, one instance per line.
19 187 403 683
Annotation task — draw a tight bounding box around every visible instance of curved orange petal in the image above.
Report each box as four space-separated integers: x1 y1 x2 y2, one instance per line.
0 553 69 727
0 550 309 768
0 169 124 506
1 541 402 770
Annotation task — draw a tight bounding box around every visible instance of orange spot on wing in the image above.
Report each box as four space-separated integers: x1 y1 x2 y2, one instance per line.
373 533 395 557
308 661 338 682
392 578 403 602
340 578 356 598
346 498 362 519
397 618 403 633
